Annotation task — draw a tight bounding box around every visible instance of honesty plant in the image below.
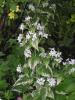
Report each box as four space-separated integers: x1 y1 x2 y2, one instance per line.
11 14 75 99
0 0 75 100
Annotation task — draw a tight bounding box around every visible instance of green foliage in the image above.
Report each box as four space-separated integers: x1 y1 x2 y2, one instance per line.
0 0 75 100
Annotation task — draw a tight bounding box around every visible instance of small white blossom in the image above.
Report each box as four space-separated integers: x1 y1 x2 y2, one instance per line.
47 77 56 87
17 34 23 43
29 4 35 11
16 65 22 73
26 33 31 40
63 62 67 65
32 33 37 41
19 23 25 32
68 59 75 65
25 16 31 22
43 33 48 38
0 98 2 100
24 47 31 58
55 52 61 58
38 31 43 36
37 23 44 31
63 59 75 65
49 48 56 57
36 78 45 85
49 48 62 63
69 67 75 74
38 31 48 38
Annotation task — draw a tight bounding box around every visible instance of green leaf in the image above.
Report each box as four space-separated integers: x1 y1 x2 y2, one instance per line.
23 94 33 100
9 2 16 11
0 80 8 90
56 94 67 100
47 87 54 99
31 39 39 50
0 0 4 7
33 87 47 100
68 92 75 100
56 77 75 93
4 90 13 100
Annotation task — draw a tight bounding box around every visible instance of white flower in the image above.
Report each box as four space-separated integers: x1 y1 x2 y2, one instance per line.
69 67 75 74
16 65 22 73
38 31 48 38
49 48 62 63
26 33 31 40
63 62 67 65
0 98 2 100
19 23 25 32
56 52 61 58
25 16 31 22
49 48 56 57
63 59 75 65
24 47 31 58
47 77 56 87
32 33 37 41
36 77 45 85
38 31 43 36
68 59 75 65
29 4 35 11
43 33 48 38
17 34 23 43
37 23 44 31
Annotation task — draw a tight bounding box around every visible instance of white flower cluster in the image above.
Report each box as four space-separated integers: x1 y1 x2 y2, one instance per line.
36 77 45 86
49 48 62 63
16 64 22 73
25 16 31 22
34 22 48 38
63 59 75 65
47 77 56 87
24 47 31 58
36 77 57 87
26 31 37 42
18 21 48 45
25 22 48 42
17 34 23 46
